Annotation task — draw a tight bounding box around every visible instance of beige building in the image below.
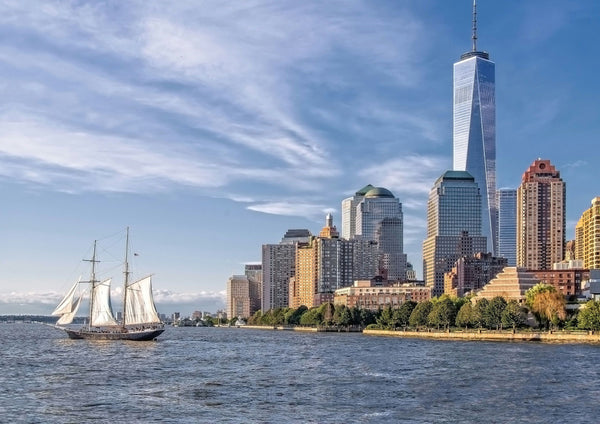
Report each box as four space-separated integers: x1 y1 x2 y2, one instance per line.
473 267 539 303
334 280 431 312
575 197 600 270
517 159 565 270
290 215 354 309
227 275 251 319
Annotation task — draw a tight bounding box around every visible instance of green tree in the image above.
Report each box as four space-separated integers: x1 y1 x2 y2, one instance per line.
320 302 335 326
427 297 456 329
486 296 507 330
501 300 526 330
359 308 376 327
377 306 394 329
455 302 474 329
247 310 262 325
285 305 308 325
299 307 322 326
332 304 352 327
574 301 600 331
339 307 352 327
472 298 489 328
395 301 417 328
409 300 433 328
349 306 362 326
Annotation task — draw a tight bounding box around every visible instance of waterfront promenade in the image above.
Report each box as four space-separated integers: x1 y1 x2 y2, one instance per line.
363 329 600 343
238 324 600 343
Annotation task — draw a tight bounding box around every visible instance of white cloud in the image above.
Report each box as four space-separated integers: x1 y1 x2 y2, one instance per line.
247 202 328 219
359 155 449 197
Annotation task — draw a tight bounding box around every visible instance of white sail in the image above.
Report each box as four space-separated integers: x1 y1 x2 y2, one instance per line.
52 280 80 316
90 278 118 326
56 294 83 325
124 276 161 325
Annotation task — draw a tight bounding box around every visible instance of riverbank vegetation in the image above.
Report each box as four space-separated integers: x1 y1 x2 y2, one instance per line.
245 283 600 332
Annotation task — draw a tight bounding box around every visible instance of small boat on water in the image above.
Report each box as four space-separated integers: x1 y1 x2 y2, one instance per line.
52 228 165 341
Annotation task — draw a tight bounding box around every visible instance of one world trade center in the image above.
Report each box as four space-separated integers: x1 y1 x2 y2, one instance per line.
453 0 496 254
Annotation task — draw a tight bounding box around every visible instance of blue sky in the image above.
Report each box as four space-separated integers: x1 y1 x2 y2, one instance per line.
1 1 598 315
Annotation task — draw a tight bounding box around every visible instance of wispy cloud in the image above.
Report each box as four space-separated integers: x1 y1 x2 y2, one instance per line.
359 155 450 198
0 0 440 218
247 202 331 219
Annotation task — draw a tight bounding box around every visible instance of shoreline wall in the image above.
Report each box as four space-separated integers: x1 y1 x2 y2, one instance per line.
363 329 600 343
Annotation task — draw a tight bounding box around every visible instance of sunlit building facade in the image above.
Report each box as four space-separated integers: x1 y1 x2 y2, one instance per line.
341 184 374 240
516 159 565 270
575 197 600 270
291 215 354 308
226 275 251 319
453 5 496 255
355 187 407 280
423 171 487 296
262 229 311 311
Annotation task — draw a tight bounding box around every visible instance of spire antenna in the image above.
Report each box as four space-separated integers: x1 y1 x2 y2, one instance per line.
472 0 478 51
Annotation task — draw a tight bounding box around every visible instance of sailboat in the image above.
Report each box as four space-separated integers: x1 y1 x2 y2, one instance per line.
52 228 165 341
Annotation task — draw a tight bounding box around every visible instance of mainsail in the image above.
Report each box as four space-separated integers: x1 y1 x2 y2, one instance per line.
124 276 161 325
90 279 118 326
56 294 82 325
52 280 80 317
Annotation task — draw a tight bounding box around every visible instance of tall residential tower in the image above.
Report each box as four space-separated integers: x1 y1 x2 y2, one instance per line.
516 159 565 270
453 0 496 254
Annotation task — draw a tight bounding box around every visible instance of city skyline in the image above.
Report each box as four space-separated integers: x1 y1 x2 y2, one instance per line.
1 1 599 315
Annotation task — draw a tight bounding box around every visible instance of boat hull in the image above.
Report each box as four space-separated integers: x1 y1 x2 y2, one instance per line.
60 326 165 341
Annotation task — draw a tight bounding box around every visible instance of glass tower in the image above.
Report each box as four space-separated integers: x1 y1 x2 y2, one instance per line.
497 188 517 266
355 187 407 281
453 1 496 254
422 171 487 296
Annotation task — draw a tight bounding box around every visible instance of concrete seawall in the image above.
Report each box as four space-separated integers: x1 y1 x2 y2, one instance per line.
235 325 361 332
363 329 600 343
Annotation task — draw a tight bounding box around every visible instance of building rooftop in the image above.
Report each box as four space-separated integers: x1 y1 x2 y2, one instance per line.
435 170 475 185
364 187 395 199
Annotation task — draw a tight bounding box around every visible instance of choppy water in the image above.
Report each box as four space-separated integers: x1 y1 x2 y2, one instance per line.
1 324 600 423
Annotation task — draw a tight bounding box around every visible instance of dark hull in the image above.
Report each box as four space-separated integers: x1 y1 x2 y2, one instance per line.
60 326 165 341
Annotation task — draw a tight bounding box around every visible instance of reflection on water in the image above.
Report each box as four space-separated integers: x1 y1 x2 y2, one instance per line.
2 324 600 423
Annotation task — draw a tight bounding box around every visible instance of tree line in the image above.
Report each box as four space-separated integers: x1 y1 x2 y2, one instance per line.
242 283 600 331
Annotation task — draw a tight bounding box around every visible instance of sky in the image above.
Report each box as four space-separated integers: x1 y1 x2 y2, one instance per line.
1 1 599 316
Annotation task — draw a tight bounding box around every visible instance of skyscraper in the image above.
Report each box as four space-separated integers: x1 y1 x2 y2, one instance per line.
355 187 407 280
341 184 374 240
517 159 565 270
575 197 600 270
261 229 311 311
227 275 251 319
422 171 487 296
453 0 496 254
497 188 517 266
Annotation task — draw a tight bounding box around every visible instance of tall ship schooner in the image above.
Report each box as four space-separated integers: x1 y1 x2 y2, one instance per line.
52 228 165 341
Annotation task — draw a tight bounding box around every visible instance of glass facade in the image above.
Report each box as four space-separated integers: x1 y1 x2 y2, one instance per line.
497 188 517 266
422 171 488 296
355 188 407 280
453 53 496 255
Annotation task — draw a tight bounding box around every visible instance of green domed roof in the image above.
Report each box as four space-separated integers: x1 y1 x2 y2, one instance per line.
364 187 395 198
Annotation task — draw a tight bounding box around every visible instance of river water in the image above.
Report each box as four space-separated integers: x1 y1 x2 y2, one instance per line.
1 324 600 423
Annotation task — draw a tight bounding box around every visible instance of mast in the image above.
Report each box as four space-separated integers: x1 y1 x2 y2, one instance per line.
122 227 130 327
84 240 99 330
